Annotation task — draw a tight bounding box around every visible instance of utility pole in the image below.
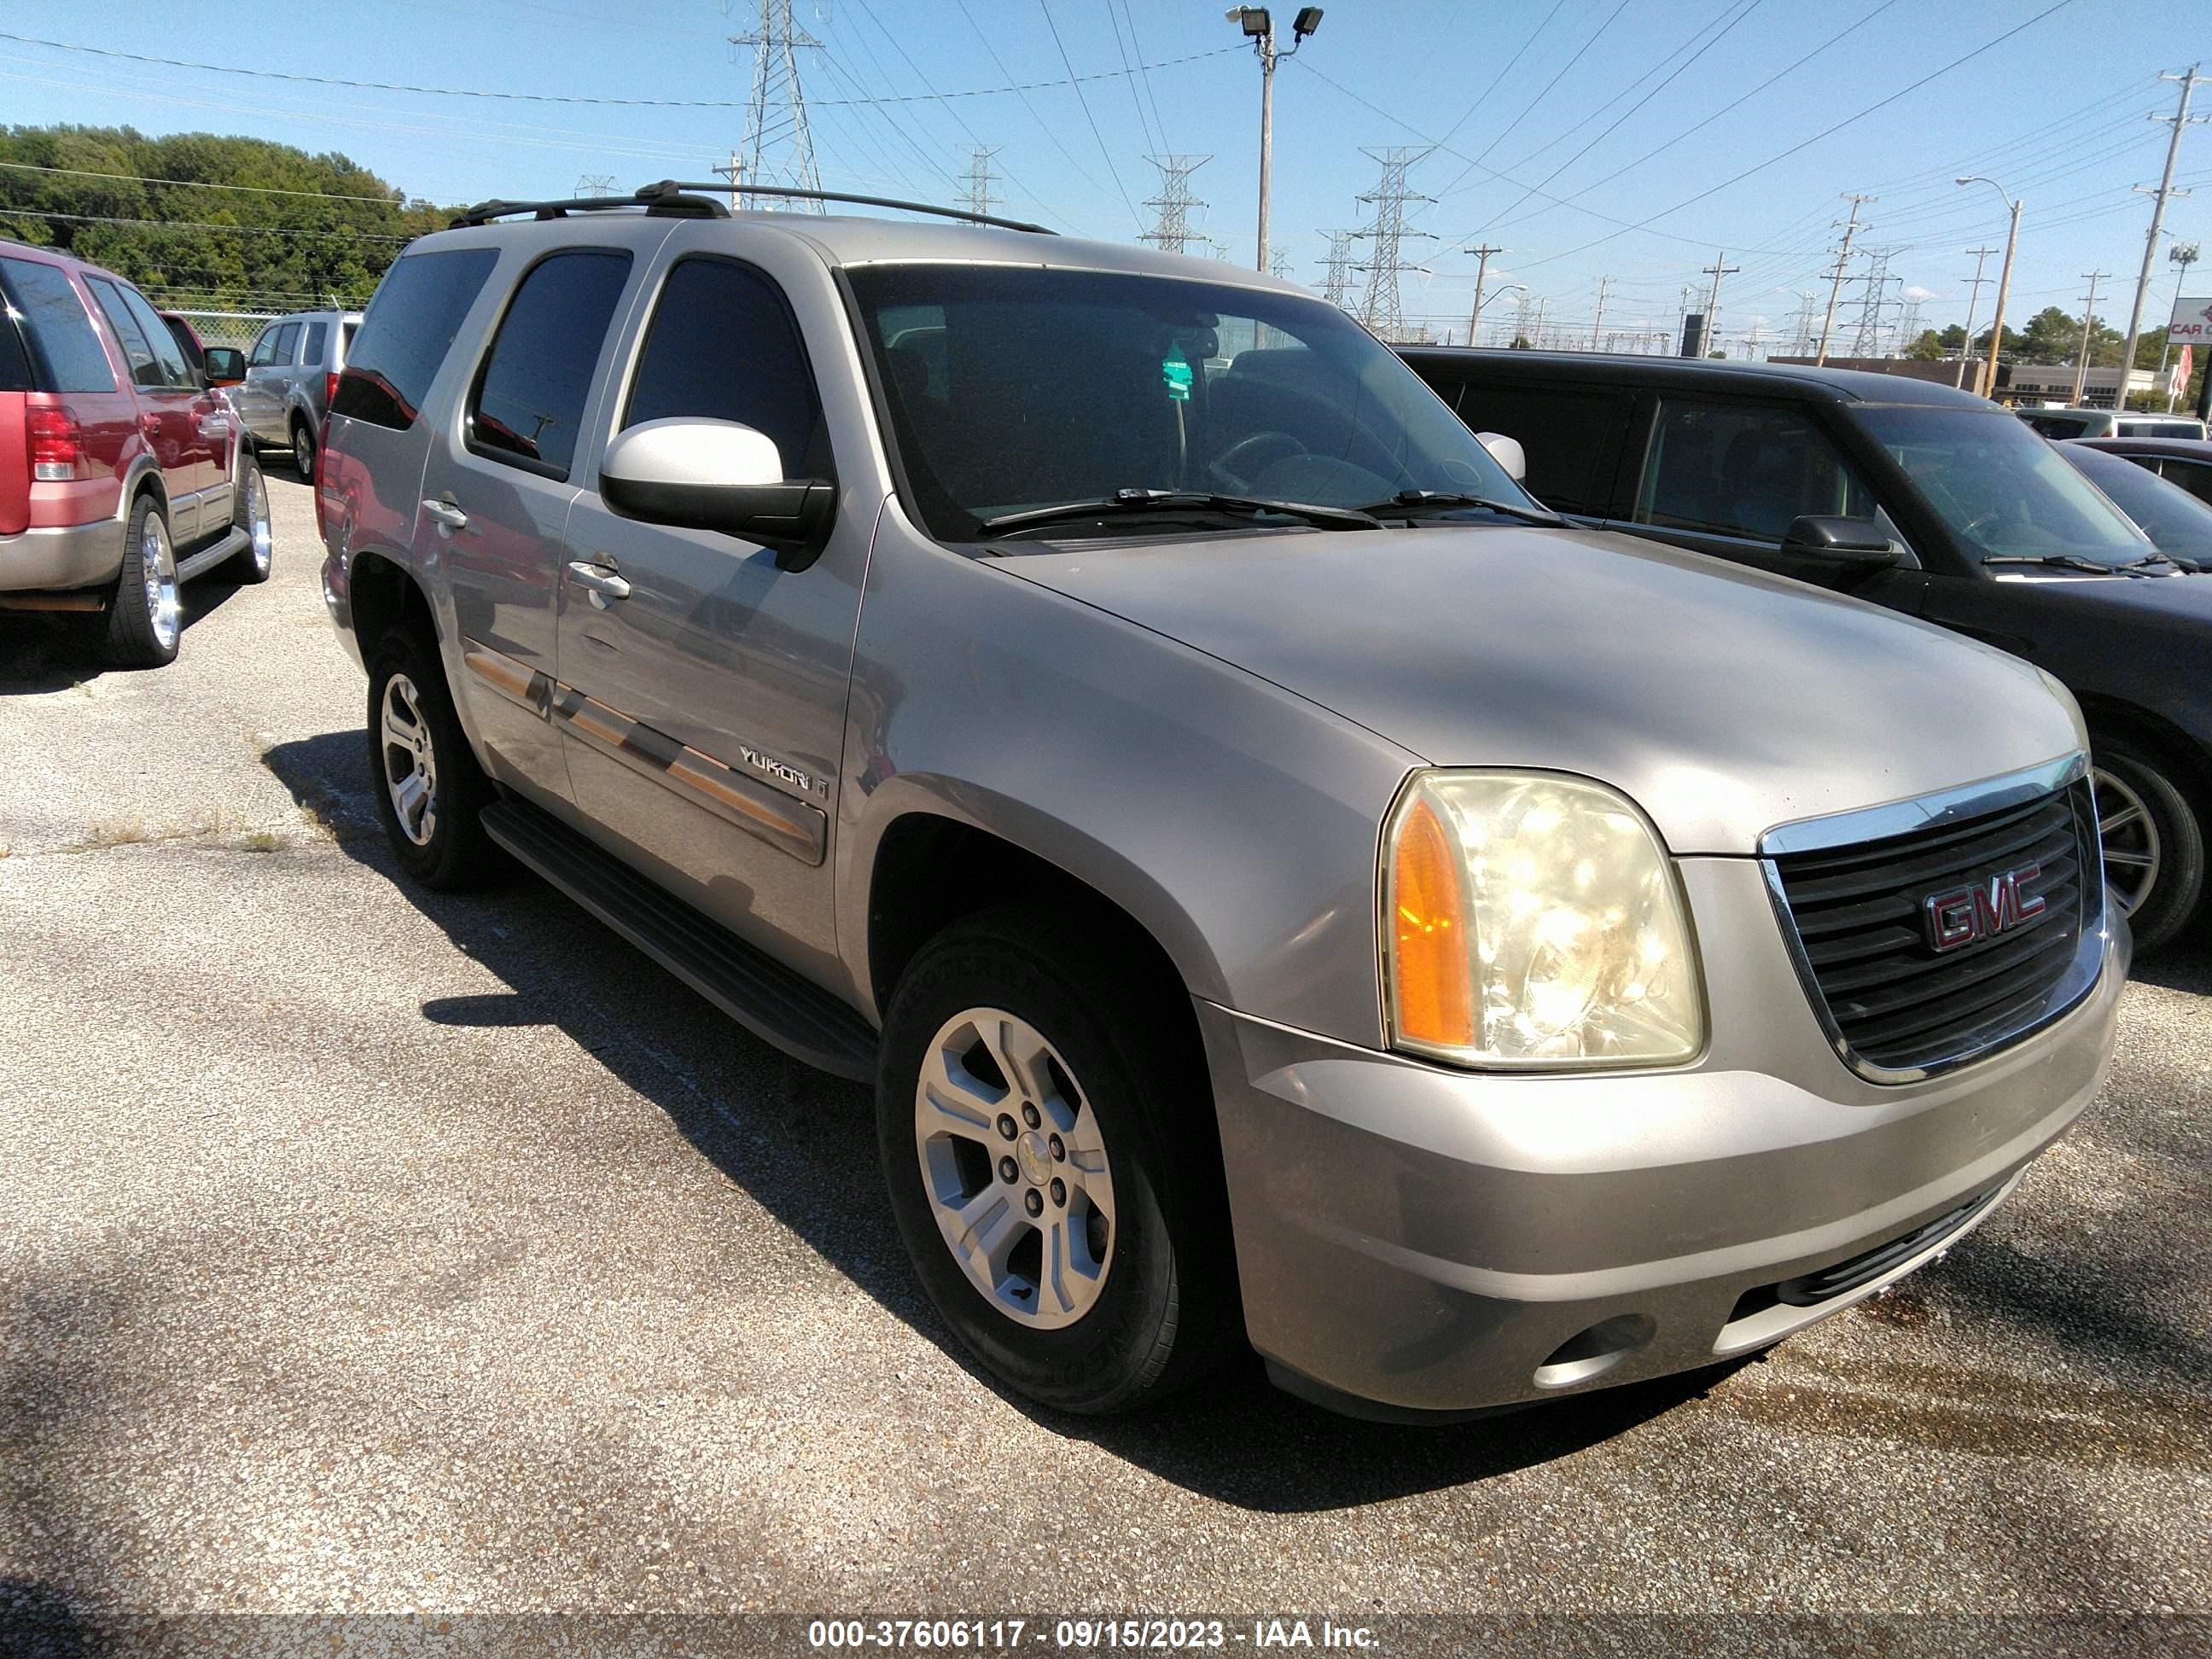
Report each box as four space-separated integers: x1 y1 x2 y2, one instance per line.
960 145 1002 226
713 150 744 212
1817 194 1874 365
1956 247 1999 387
730 1 823 212
1140 154 1211 255
2118 65 2208 412
1318 230 1357 310
1589 275 1610 350
2071 270 2110 405
1701 252 1739 355
1352 147 1435 341
1228 7 1324 273
1463 243 1501 346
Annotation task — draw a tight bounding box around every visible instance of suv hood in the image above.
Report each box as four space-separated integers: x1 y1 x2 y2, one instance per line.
1001 524 2084 855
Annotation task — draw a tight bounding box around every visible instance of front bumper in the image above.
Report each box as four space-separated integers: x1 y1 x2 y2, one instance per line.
1202 856 2128 1420
0 517 126 595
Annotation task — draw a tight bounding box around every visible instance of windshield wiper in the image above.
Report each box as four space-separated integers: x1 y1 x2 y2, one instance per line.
1980 552 2144 575
1357 489 1566 527
977 489 1382 538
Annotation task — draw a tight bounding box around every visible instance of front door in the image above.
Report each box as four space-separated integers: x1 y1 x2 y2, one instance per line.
240 319 300 445
416 244 640 805
553 249 859 975
84 276 223 544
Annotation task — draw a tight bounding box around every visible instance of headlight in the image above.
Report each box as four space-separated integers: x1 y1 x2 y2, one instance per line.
1382 771 1704 1069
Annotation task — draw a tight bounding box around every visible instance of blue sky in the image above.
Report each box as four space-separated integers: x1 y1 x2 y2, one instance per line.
7 1 2209 352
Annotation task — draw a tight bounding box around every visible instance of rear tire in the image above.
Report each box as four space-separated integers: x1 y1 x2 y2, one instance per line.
290 418 317 480
101 494 180 668
2093 740 2204 953
876 904 1238 1415
364 626 501 890
226 455 274 585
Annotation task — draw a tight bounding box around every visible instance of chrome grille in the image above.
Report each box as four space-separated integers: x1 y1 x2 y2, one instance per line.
1768 778 2102 1077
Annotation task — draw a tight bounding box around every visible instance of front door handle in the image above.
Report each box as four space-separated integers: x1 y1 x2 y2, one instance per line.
567 561 631 603
421 497 469 533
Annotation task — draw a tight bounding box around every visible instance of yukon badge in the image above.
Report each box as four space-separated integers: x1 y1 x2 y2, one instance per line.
1922 863 2046 953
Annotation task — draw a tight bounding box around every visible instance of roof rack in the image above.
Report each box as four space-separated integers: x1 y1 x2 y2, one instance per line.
449 179 1054 236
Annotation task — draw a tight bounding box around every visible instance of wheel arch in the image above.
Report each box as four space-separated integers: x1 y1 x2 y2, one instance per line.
2075 692 2212 814
346 547 435 659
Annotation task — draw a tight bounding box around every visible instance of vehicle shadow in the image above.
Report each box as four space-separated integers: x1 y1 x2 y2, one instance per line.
2130 933 2212 994
0 1580 101 1658
259 726 1747 1509
0 574 251 696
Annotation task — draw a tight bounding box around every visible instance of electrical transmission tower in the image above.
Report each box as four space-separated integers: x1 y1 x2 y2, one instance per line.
1352 148 1435 341
1848 249 1896 357
1896 296 1924 356
728 0 823 212
1817 194 1874 364
574 173 618 197
958 146 1002 225
1790 292 1821 356
1140 154 1211 255
1318 230 1357 310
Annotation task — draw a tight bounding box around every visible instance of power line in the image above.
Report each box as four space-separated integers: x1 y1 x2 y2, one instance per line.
1429 0 1572 155
1034 0 1140 230
0 159 416 206
1439 0 1635 194
0 207 413 241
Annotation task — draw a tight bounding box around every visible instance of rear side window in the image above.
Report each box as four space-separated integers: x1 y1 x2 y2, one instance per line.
1451 382 1633 515
2022 413 2091 439
333 247 499 430
303 319 329 364
2157 457 2212 507
1635 399 1877 541
0 257 118 393
466 249 632 479
621 257 827 477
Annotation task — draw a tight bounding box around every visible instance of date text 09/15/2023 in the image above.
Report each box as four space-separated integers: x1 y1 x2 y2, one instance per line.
806 1618 1381 1650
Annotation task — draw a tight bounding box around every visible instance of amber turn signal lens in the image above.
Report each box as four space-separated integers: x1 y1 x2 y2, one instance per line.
1390 795 1477 1051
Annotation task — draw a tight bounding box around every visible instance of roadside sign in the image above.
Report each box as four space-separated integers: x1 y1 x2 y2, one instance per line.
2168 294 2212 341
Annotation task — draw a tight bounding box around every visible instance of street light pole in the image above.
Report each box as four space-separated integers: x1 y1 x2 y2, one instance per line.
2119 66 2207 413
1230 8 1324 273
1959 177 2021 400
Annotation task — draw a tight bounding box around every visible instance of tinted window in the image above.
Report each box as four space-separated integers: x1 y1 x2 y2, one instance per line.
115 283 195 387
2157 457 2212 507
303 319 329 364
0 306 30 392
341 319 359 355
1636 399 1877 541
250 325 282 368
2022 412 2093 439
0 257 116 393
271 322 301 364
1450 382 1633 514
333 247 499 430
467 249 632 478
85 278 165 389
2059 445 2212 560
623 257 825 476
160 315 206 372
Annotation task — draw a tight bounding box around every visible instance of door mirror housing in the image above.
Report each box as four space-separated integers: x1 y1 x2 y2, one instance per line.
201 346 247 387
1778 515 1904 580
599 417 836 571
1473 430 1526 483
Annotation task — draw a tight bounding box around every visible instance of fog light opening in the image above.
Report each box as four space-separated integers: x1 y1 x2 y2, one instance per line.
1533 1313 1656 1389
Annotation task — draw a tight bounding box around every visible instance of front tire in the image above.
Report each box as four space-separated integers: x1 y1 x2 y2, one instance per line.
876 905 1237 1414
364 626 501 890
101 494 180 668
2093 741 2204 953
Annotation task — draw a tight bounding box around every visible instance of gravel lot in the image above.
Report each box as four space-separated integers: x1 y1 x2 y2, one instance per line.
2 472 2207 1647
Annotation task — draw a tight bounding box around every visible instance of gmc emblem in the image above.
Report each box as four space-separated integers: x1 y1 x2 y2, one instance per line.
1922 863 2046 953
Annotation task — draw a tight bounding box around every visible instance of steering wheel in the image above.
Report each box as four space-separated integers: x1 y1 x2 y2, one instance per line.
1209 430 1307 492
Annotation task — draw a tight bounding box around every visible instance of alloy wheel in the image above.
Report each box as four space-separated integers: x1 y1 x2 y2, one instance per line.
913 1007 1115 1330
379 673 439 847
247 468 274 577
2093 765 2162 919
294 425 315 478
142 513 180 654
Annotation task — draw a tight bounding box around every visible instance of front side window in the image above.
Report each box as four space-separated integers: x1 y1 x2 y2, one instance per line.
467 248 632 479
333 247 499 431
84 277 164 390
622 257 827 477
271 322 301 365
1453 383 1633 514
1635 399 1877 541
847 263 1528 540
2156 457 2212 508
1861 405 2154 568
115 282 195 388
0 256 117 393
250 325 282 368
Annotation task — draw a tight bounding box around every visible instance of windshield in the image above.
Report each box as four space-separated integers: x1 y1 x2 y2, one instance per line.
847 264 1531 539
1860 406 2154 568
2059 446 2212 560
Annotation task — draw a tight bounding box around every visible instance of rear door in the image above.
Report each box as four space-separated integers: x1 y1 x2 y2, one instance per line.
242 319 301 444
84 276 216 544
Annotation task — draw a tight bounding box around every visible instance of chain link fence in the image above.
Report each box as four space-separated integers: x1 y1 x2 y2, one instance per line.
166 310 279 351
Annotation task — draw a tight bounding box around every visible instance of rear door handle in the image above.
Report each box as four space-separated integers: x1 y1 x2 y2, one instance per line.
567 561 631 602
420 497 469 532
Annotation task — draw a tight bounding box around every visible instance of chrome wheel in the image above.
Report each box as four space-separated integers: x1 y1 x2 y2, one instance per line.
2093 765 2162 919
141 512 179 653
246 467 273 576
913 1008 1115 1330
379 673 439 847
293 423 315 478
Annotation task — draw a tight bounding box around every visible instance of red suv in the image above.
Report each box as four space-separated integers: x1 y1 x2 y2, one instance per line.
1 240 273 666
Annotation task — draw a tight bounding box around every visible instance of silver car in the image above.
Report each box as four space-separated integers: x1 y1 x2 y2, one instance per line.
315 187 2125 1422
234 307 361 478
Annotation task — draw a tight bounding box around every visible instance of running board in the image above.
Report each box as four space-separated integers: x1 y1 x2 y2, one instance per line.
479 797 879 1081
175 527 248 583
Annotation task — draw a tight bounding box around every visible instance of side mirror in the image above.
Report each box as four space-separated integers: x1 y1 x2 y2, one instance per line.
202 346 247 387
1474 430 1526 483
599 417 836 572
1778 515 1904 580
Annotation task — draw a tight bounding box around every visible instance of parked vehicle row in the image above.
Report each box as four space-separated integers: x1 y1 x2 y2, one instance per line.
1400 346 2212 953
1 239 273 666
310 188 2127 1425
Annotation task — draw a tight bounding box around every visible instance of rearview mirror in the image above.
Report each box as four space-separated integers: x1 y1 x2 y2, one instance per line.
202 346 246 386
1473 430 1526 483
599 417 836 571
1777 515 1904 581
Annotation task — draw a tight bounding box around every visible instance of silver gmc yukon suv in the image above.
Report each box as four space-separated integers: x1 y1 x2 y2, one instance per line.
316 184 2126 1422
